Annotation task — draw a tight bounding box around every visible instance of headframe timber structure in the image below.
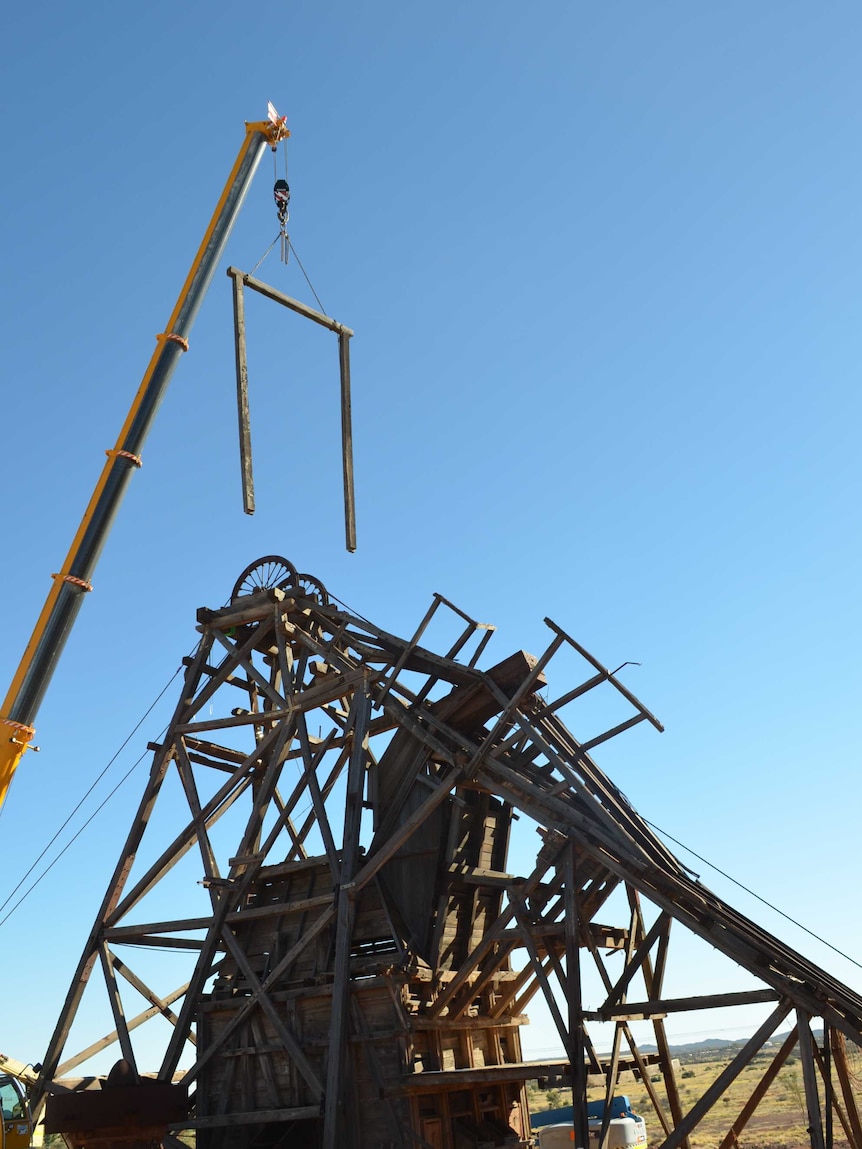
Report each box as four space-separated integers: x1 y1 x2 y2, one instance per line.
35 558 862 1149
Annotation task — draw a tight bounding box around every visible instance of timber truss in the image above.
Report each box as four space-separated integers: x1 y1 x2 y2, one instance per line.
34 557 862 1149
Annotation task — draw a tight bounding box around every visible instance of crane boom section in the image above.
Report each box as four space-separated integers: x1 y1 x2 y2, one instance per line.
0 115 289 810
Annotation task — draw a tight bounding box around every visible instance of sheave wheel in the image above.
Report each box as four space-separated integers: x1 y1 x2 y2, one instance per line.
230 556 298 602
292 572 329 606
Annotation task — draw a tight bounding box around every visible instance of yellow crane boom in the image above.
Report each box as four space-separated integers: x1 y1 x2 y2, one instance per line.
0 109 289 811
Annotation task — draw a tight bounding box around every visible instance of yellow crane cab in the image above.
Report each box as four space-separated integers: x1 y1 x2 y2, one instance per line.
0 1075 31 1149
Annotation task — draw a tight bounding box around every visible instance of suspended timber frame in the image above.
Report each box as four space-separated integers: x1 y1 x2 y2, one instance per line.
227 268 356 552
33 558 862 1149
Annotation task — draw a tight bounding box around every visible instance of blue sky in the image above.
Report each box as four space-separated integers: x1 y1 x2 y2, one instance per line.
1 2 861 1070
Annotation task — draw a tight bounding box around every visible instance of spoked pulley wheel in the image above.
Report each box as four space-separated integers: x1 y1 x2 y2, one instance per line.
230 556 298 602
293 572 329 606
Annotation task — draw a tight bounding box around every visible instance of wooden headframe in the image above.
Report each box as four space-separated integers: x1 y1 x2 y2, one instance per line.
32 560 862 1149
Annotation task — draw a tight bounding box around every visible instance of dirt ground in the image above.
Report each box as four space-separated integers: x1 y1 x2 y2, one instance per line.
526 1043 861 1148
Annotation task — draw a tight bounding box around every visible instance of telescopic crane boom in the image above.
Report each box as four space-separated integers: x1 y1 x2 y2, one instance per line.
0 108 289 812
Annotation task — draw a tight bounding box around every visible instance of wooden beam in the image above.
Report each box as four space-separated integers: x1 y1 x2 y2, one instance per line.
111 956 189 1039
811 1029 859 1149
227 268 354 336
797 1010 826 1149
595 987 780 1020
619 1022 673 1140
294 710 340 879
338 330 357 552
718 1026 798 1149
831 1029 862 1149
432 854 560 1019
219 928 324 1100
353 765 464 894
174 1106 319 1129
178 904 335 1088
31 678 202 1118
323 683 370 1149
564 843 589 1149
56 984 191 1077
511 894 571 1055
659 1000 792 1149
229 266 254 514
384 1060 576 1096
600 909 671 1011
98 944 138 1077
177 626 263 720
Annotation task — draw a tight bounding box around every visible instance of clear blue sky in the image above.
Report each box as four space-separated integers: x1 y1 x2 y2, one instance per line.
1 1 861 1071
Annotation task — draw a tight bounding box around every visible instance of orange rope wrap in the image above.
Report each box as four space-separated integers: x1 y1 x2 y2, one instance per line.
156 332 190 352
1 718 35 738
51 573 93 592
105 449 143 467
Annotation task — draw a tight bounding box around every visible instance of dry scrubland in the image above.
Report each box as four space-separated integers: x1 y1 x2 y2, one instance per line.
526 1042 862 1149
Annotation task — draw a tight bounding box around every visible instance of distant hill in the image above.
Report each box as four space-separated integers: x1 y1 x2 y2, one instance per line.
637 1026 822 1056
636 1037 746 1055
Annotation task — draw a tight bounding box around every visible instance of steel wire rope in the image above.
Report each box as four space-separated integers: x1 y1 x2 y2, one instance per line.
643 816 862 972
249 233 331 317
0 657 189 926
249 233 281 275
286 240 327 315
0 623 323 928
0 745 152 929
0 563 340 926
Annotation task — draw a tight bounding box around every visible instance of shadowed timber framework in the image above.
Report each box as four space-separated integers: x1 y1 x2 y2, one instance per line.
34 557 862 1149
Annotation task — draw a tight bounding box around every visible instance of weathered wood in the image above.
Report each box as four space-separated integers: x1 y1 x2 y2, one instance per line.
350 998 407 1149
227 268 354 336
718 1027 799 1149
295 710 340 878
111 955 189 1038
181 905 336 1087
98 944 138 1076
339 331 357 552
659 1000 792 1149
41 566 862 1149
628 889 689 1149
511 895 571 1055
32 663 207 1112
600 909 672 1011
56 985 191 1077
323 683 369 1149
174 741 220 889
797 1010 826 1149
595 987 780 1020
831 1029 862 1149
354 766 464 895
176 1106 319 1129
543 615 665 732
384 1059 574 1095
159 717 308 1082
412 1015 526 1031
220 930 323 1099
228 267 255 515
183 737 248 765
597 1022 624 1149
564 843 590 1149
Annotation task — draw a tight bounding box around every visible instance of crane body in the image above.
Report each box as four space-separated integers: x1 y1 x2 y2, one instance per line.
0 110 289 811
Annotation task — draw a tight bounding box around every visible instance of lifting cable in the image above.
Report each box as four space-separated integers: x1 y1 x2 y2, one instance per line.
0 572 299 926
273 136 290 263
287 239 327 315
0 574 305 927
643 815 862 972
249 135 328 315
0 660 186 929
